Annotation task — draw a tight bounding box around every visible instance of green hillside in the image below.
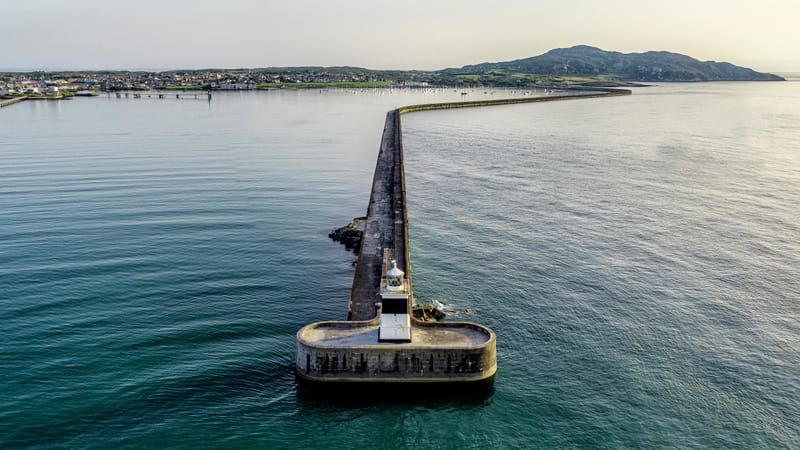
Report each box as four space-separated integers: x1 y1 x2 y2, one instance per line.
440 45 784 83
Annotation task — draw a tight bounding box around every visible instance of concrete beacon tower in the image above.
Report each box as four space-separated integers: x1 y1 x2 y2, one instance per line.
379 258 411 342
385 260 405 291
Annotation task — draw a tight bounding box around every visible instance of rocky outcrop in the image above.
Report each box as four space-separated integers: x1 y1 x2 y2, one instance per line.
412 304 447 322
329 217 366 254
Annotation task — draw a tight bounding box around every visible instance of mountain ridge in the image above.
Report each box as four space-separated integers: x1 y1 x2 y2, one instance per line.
444 45 784 82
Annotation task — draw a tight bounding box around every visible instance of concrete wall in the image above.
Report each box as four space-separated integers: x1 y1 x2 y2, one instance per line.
347 110 405 321
397 89 630 115
296 323 496 383
0 97 27 108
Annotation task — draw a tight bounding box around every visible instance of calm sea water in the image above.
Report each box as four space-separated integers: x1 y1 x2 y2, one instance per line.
1 83 798 448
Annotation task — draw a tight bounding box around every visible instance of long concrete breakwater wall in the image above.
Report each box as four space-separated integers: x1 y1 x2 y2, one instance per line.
397 89 631 115
0 97 27 108
348 87 632 321
296 88 631 383
347 109 411 321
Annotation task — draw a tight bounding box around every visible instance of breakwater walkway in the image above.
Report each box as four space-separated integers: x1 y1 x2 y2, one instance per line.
0 97 27 108
348 109 409 321
296 88 631 383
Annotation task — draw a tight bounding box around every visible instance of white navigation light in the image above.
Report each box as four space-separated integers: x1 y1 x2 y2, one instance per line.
385 260 405 291
379 257 411 342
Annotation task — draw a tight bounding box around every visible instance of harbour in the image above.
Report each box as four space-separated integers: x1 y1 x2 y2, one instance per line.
2 83 798 447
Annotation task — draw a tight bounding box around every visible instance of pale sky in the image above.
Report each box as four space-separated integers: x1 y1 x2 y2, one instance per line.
2 0 798 72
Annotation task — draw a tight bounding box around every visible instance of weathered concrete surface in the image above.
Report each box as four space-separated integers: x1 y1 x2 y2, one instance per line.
297 321 496 382
348 110 410 320
300 322 490 348
396 89 630 114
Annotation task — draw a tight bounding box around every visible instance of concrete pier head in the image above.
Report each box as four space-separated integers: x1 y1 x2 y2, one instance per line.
296 321 496 382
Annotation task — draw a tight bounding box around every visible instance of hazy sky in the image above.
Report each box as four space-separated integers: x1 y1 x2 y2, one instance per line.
2 0 798 72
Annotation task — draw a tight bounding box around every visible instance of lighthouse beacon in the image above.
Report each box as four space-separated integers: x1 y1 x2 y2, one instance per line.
379 254 411 342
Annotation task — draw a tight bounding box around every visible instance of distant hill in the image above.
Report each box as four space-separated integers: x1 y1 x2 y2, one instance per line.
442 45 784 82
3 46 784 90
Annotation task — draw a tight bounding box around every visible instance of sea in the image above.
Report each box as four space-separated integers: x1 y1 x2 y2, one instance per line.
1 80 798 448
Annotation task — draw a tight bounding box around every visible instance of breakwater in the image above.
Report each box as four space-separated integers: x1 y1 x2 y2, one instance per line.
347 109 410 321
0 97 27 108
397 88 631 115
296 88 630 383
349 87 631 322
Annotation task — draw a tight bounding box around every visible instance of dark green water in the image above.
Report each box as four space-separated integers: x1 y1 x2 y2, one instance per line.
1 84 798 448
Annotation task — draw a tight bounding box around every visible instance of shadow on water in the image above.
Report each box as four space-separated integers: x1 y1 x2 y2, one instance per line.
295 375 495 408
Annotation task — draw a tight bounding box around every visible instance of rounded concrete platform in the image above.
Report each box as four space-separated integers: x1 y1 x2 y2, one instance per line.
296 320 496 383
299 321 492 348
